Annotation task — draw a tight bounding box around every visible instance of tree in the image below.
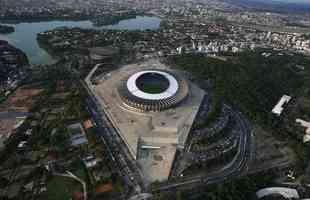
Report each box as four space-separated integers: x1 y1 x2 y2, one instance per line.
176 190 182 200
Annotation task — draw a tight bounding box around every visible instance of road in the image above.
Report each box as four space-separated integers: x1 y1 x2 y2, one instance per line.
83 65 147 197
152 110 253 191
83 64 253 196
0 111 31 119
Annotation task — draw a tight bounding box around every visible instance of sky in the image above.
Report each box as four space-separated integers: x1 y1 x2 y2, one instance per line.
261 0 310 3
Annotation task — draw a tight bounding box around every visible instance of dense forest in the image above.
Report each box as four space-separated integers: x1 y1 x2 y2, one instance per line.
164 51 310 199
168 51 310 124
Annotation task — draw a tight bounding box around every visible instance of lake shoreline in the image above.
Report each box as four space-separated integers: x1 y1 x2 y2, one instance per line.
0 13 154 26
0 24 15 34
0 16 161 65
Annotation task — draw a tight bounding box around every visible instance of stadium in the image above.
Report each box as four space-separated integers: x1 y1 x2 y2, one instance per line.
118 70 189 112
94 60 205 182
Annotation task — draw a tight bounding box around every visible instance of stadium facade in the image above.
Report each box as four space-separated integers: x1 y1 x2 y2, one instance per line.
94 60 205 182
118 70 189 112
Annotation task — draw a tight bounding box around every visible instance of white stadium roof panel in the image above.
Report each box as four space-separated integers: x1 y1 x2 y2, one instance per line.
127 70 179 100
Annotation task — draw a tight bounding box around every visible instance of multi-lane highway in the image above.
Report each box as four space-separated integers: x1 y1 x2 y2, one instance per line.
152 110 253 191
83 64 254 197
83 65 148 198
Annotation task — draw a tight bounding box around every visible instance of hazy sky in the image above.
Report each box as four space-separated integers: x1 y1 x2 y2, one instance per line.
265 0 310 3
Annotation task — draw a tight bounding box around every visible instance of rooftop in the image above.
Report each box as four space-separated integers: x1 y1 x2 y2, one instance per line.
272 95 292 116
127 70 179 100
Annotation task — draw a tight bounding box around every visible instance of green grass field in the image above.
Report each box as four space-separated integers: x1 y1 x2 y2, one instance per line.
44 176 78 200
43 162 88 200
140 83 167 94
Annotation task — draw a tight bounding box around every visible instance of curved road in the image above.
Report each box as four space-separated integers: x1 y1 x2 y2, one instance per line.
152 110 253 191
84 64 254 195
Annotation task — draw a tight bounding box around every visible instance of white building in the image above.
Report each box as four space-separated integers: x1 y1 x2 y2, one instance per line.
296 118 310 143
272 95 292 116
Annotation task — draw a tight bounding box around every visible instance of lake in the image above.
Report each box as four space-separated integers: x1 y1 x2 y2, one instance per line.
0 16 161 65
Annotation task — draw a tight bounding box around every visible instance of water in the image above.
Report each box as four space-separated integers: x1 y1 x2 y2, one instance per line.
0 16 161 65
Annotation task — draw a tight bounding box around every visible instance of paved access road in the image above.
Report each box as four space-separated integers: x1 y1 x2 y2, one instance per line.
83 65 147 197
83 64 253 197
152 111 253 191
